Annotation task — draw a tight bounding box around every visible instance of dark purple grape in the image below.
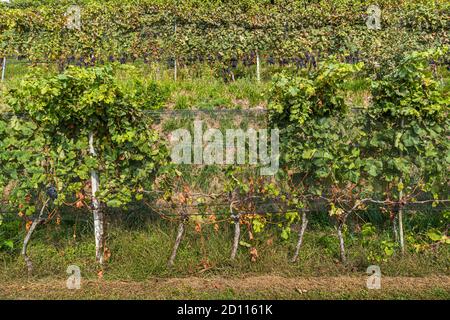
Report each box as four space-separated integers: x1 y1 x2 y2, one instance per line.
167 57 175 68
231 57 238 68
279 57 289 66
46 186 58 200
292 57 300 66
143 53 149 64
312 60 317 68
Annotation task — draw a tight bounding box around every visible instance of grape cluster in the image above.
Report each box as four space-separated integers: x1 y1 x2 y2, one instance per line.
242 52 256 66
166 57 175 68
46 186 58 200
230 57 239 68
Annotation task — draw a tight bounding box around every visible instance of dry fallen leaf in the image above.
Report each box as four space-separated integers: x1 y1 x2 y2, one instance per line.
104 247 111 262
25 220 32 232
250 247 258 262
296 288 308 294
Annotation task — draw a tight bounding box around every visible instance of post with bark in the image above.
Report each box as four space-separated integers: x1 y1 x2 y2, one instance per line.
291 210 308 263
337 219 346 263
256 50 261 82
392 211 399 243
168 205 187 266
1 57 6 82
89 131 104 265
22 199 50 274
173 6 178 82
336 210 352 264
397 118 405 254
230 200 240 260
398 192 405 254
174 57 178 81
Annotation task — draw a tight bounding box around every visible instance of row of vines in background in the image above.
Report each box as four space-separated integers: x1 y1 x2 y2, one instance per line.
0 46 448 269
0 0 449 75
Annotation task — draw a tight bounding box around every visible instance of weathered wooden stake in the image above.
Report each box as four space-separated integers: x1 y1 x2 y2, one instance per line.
1 57 6 82
291 211 308 263
398 118 405 254
22 199 50 274
168 220 185 266
168 206 187 266
337 221 346 263
230 200 240 260
89 131 104 264
256 51 261 82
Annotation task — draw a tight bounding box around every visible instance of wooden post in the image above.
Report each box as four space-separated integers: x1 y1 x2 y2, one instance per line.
392 213 399 243
398 118 405 254
231 211 241 260
292 211 308 262
336 212 350 264
89 131 104 264
230 192 240 260
22 199 50 274
256 51 261 82
173 8 178 81
291 211 308 262
398 190 405 254
168 205 187 266
168 218 185 266
1 57 6 82
337 220 346 263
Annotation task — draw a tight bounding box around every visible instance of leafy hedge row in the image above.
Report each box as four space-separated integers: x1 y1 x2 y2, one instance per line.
0 0 448 73
0 47 448 264
269 48 449 201
267 47 449 260
1 65 170 216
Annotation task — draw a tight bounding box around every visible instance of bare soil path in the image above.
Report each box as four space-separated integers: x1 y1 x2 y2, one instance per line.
1 275 449 299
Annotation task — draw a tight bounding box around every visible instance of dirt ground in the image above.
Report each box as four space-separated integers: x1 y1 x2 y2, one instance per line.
1 275 449 299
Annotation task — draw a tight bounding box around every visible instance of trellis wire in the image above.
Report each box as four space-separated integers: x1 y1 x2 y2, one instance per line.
1 199 448 218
